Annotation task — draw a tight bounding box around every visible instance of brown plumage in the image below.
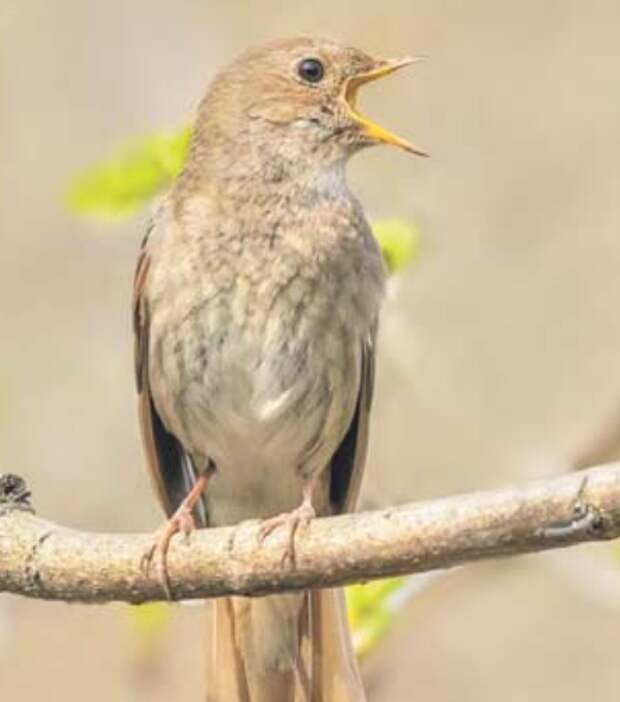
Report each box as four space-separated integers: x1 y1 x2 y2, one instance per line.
134 36 423 701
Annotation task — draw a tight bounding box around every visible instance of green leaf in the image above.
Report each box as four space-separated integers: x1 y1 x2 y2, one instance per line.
373 218 421 274
128 601 173 637
66 126 192 218
346 577 407 656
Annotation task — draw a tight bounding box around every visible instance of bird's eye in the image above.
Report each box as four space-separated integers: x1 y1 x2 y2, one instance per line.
297 58 325 84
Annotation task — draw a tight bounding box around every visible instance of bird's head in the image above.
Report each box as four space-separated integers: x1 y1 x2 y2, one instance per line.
189 37 425 185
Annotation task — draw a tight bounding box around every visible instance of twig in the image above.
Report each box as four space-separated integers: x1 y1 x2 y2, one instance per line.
1 464 620 604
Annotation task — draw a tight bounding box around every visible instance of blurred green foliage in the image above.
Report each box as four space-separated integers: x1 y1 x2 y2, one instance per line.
346 577 406 657
373 218 421 274
66 125 421 272
128 601 172 642
67 127 192 218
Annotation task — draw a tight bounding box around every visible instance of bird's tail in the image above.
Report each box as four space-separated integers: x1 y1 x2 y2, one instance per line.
206 589 366 701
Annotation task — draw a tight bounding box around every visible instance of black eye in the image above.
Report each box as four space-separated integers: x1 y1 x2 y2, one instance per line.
297 58 324 84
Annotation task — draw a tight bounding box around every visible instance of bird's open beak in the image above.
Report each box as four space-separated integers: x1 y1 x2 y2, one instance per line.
343 56 427 157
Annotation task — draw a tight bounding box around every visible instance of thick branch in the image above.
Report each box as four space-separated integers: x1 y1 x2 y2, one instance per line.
1 464 620 604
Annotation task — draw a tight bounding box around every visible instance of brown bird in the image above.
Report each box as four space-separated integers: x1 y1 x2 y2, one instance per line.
134 36 424 702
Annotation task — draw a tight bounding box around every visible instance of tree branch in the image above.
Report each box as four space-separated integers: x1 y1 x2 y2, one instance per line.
2 464 620 604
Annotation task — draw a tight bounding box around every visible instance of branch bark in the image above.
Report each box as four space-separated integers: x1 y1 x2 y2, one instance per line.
2 464 620 604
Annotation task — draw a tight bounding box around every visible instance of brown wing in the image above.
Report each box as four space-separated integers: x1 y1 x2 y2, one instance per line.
328 329 376 514
133 226 207 523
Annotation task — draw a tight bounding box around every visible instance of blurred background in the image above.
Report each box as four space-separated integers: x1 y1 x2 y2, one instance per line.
2 0 620 699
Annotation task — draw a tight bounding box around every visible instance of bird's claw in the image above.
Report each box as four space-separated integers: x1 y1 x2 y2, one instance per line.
140 508 196 599
258 502 316 567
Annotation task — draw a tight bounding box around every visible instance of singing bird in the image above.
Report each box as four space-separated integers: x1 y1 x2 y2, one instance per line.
134 36 424 701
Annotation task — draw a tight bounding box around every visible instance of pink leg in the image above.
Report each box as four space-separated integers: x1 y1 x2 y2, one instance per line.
258 480 317 567
141 472 212 598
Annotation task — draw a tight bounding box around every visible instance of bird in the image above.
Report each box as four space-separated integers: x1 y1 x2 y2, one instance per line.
133 36 424 702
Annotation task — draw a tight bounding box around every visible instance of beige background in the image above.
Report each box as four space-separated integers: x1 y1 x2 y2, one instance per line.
2 0 620 699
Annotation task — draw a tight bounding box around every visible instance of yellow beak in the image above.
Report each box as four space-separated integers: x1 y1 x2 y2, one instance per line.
343 56 428 157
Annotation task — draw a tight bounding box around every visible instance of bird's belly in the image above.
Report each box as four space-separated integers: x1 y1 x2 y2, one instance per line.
151 311 359 526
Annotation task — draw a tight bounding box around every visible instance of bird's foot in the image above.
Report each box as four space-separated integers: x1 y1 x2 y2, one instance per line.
258 501 316 567
140 471 212 599
140 506 196 599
